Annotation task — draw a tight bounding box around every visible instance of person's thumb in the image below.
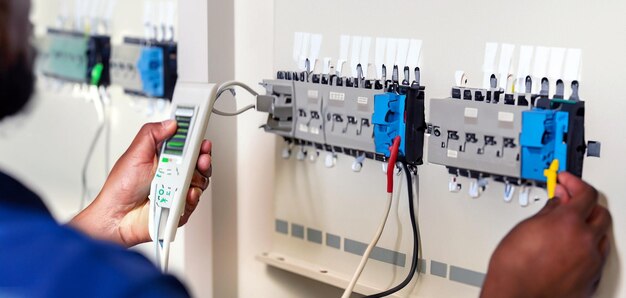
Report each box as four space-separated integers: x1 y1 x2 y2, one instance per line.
128 120 178 155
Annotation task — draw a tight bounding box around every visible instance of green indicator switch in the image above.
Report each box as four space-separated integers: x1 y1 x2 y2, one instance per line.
162 157 169 163
173 134 187 139
178 122 189 128
168 141 185 148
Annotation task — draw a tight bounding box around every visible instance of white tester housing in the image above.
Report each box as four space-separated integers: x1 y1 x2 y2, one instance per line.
149 82 217 271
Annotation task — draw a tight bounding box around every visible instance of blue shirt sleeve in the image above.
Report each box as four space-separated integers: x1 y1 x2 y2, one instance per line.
0 201 190 298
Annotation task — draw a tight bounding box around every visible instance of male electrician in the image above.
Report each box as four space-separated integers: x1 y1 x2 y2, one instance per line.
0 0 612 297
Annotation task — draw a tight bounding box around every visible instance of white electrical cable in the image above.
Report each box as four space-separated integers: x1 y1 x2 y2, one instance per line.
341 170 400 298
154 203 162 269
80 86 106 210
155 80 260 272
213 104 256 117
100 87 112 175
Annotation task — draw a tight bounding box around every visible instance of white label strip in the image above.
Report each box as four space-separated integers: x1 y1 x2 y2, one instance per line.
548 47 566 80
483 42 499 72
292 32 303 62
464 108 478 118
498 43 516 89
406 39 423 69
447 150 458 159
307 90 319 99
309 34 323 72
498 112 515 123
385 38 398 69
533 46 550 79
563 48 582 81
375 38 387 79
360 37 372 77
299 124 309 133
357 97 368 105
330 92 345 101
350 36 363 77
395 39 410 68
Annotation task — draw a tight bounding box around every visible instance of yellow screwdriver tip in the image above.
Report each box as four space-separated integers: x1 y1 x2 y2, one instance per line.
544 159 559 199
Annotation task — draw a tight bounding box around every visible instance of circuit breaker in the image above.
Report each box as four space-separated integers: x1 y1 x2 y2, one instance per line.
257 68 426 165
39 29 111 86
110 38 178 100
427 77 594 186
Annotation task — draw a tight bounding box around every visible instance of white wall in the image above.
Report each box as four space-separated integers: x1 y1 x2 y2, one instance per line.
233 0 350 297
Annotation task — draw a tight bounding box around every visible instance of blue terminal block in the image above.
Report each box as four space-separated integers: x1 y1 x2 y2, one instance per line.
520 109 569 182
137 47 165 98
372 92 407 157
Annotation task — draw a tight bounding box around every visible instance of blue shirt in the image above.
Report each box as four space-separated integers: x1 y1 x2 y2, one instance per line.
0 171 190 298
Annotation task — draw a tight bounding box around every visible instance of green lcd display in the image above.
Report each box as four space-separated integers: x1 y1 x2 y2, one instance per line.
163 108 194 156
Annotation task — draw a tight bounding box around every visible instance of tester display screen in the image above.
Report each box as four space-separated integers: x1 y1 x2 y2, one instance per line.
163 107 194 156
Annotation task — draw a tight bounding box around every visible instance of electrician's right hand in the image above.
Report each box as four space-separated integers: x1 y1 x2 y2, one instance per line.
70 120 212 247
481 172 611 298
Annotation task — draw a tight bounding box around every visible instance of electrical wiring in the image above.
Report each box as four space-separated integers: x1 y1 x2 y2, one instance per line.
80 86 107 210
212 81 259 117
342 137 402 298
213 104 256 117
365 162 421 298
153 203 162 269
155 80 259 272
100 86 112 175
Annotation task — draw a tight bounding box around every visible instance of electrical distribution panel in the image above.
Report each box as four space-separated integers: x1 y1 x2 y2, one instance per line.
257 66 426 166
110 38 178 100
427 76 595 186
39 29 111 86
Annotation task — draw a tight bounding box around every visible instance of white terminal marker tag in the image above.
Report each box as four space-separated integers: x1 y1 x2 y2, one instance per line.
563 48 582 82
375 37 387 79
548 47 566 82
498 43 515 90
298 32 311 71
350 36 363 77
309 34 323 72
517 45 534 90
533 46 550 80
360 36 372 77
385 38 398 71
406 39 423 70
293 32 304 63
483 42 499 89
337 35 350 75
395 39 410 69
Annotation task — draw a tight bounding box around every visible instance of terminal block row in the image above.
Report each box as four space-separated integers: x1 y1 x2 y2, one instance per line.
257 67 426 165
428 77 594 186
110 38 178 100
39 29 111 86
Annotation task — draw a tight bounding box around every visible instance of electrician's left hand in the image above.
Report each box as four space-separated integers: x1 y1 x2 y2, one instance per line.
70 120 212 247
